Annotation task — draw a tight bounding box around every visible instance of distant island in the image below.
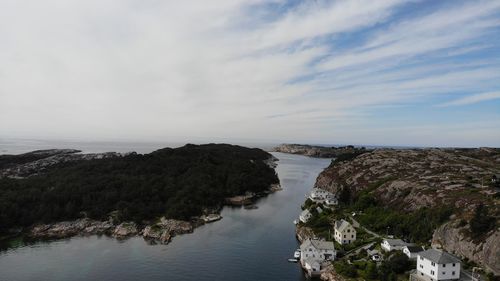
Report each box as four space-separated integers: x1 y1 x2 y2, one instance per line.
0 144 280 244
273 143 369 159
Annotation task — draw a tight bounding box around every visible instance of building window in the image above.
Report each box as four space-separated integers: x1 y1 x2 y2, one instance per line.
452 271 455 275
347 229 350 233
443 264 446 268
352 235 354 238
431 262 435 266
443 272 446 275
344 235 346 238
420 265 423 269
452 263 455 267
431 270 435 275
420 257 424 261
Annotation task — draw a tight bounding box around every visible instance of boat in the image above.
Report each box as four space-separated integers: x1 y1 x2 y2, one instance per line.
293 219 298 225
294 249 301 259
202 214 223 223
288 258 298 263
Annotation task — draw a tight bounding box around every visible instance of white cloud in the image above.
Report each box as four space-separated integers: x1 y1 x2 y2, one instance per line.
440 91 500 107
0 0 499 146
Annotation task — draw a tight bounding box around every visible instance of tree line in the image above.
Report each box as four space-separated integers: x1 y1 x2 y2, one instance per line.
0 144 279 234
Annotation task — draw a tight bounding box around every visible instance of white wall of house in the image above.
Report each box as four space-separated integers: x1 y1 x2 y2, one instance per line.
299 211 311 223
300 246 335 261
334 224 356 245
381 240 406 252
403 247 416 259
416 255 460 281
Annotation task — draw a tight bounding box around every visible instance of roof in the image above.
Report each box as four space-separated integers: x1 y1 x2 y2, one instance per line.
300 209 311 217
303 257 320 267
335 219 352 232
418 249 461 264
300 239 335 251
383 238 408 247
404 245 424 253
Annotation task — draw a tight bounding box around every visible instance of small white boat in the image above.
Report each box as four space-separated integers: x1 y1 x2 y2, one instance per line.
294 249 301 259
288 258 298 263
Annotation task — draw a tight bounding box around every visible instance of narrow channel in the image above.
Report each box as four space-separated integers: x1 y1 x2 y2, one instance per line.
0 152 331 281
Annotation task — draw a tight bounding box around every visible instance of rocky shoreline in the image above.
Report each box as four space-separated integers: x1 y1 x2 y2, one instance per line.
14 182 283 246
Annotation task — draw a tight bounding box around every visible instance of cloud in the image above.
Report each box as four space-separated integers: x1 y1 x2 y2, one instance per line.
440 91 500 107
0 0 499 146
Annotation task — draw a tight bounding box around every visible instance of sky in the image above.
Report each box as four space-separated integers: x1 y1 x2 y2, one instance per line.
1 0 500 147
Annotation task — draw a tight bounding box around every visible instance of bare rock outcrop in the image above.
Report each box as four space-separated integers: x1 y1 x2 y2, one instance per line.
142 218 193 244
432 222 500 275
113 222 139 238
0 149 127 178
30 219 114 238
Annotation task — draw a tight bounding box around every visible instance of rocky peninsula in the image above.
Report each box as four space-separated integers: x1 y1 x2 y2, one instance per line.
273 143 369 158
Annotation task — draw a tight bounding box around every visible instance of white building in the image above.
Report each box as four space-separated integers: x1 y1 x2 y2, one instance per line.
300 239 336 276
325 195 338 206
414 249 461 281
334 219 356 244
299 209 312 223
309 188 334 203
381 238 409 252
403 245 424 259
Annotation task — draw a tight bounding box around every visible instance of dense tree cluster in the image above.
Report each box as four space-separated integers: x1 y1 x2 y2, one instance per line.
470 203 496 237
0 144 279 234
353 194 453 243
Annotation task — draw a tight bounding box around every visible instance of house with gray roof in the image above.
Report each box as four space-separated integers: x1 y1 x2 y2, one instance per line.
412 249 462 281
334 219 356 244
300 238 336 277
299 209 312 223
381 238 410 252
403 245 425 259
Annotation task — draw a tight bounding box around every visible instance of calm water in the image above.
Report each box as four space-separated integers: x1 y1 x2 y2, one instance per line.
0 152 331 281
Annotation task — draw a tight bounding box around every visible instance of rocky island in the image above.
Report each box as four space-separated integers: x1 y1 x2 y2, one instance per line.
0 144 280 245
273 143 369 158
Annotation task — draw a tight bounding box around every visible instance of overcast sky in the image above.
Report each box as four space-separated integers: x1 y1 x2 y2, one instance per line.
1 0 500 147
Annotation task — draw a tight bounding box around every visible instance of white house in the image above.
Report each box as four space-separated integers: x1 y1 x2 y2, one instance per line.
300 239 336 276
300 239 336 261
299 209 312 223
334 219 356 244
309 188 334 203
403 245 424 259
381 238 409 252
302 257 321 275
413 249 461 281
325 195 338 206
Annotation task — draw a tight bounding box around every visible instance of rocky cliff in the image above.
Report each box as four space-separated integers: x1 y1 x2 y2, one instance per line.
273 144 368 158
432 221 500 274
314 147 500 274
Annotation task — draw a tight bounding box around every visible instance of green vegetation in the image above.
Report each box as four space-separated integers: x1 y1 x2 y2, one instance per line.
469 203 496 238
0 144 279 234
334 260 358 278
349 192 453 243
356 203 453 243
335 252 412 281
305 206 334 238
